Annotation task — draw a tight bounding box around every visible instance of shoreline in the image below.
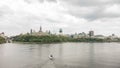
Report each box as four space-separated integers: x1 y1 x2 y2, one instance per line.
11 35 120 44
11 41 120 44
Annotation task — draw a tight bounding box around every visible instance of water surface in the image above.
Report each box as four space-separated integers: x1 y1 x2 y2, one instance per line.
0 43 120 68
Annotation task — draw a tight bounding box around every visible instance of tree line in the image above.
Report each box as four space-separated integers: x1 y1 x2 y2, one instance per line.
0 36 6 44
12 35 72 43
12 35 109 43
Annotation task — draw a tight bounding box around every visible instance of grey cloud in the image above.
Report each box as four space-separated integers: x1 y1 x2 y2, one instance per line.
38 0 44 2
24 0 57 3
62 0 101 7
45 18 59 23
0 6 14 17
3 0 120 22
85 13 120 21
1 0 120 36
60 0 120 20
24 0 44 3
69 7 120 21
24 0 31 3
61 0 120 7
47 0 57 2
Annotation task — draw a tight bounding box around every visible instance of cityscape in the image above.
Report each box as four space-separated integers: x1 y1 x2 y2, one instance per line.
0 26 120 43
1 0 120 68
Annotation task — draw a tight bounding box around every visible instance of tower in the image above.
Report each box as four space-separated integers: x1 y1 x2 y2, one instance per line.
48 30 51 34
39 26 42 32
89 30 94 37
59 28 63 34
30 29 33 34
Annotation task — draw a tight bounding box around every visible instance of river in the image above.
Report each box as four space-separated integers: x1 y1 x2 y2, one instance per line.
0 43 120 68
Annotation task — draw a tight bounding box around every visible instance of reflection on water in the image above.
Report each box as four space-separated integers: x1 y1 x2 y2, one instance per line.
0 43 120 68
89 43 95 68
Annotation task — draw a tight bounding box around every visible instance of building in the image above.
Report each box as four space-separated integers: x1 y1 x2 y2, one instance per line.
89 30 94 37
0 32 5 38
59 28 63 33
108 34 119 41
39 26 42 32
58 28 64 36
0 32 8 42
30 29 33 34
78 32 88 38
71 32 89 38
94 35 105 39
29 26 50 36
72 33 78 38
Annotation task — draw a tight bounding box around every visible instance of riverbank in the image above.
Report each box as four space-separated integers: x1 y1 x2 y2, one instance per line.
0 36 6 44
12 35 72 43
12 35 120 43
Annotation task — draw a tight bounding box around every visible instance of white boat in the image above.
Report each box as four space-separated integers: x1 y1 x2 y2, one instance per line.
49 55 54 60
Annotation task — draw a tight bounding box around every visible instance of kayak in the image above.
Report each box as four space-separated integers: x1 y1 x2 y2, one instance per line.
49 55 54 60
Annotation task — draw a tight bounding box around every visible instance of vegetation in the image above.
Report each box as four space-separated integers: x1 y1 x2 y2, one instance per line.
12 35 72 43
0 36 6 44
71 38 105 42
12 34 109 43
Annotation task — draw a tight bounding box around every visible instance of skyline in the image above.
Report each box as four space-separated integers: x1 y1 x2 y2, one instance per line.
0 0 120 36
0 26 119 37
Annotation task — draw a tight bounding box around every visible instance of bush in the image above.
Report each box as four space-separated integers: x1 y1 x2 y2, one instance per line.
12 35 71 43
0 36 6 44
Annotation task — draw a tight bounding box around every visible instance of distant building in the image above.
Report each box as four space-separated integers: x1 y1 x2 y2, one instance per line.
45 30 51 35
89 30 94 37
58 28 64 36
72 33 78 38
71 32 89 38
0 32 7 41
59 28 63 34
29 26 50 36
108 34 118 41
112 34 115 36
0 32 5 38
30 29 33 34
78 32 88 38
39 26 42 32
94 35 105 39
48 30 51 34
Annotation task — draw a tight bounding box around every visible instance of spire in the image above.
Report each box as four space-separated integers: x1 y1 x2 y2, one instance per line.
48 30 51 34
39 26 42 32
30 29 33 34
59 28 63 33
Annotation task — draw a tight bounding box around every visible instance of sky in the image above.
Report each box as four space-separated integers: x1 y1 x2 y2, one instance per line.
0 0 120 36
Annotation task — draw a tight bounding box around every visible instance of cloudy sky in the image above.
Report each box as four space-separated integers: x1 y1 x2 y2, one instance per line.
0 0 120 36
